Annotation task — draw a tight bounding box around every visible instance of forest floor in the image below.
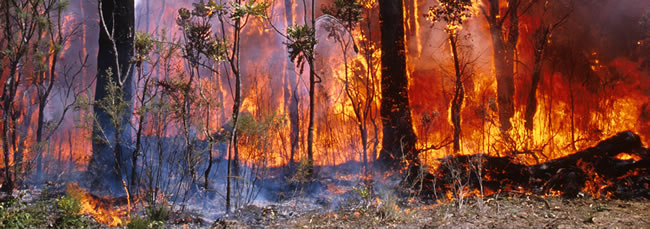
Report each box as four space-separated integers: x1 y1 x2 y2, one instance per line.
1 182 649 228
215 192 650 228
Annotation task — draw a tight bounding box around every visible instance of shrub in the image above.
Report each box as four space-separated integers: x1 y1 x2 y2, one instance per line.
127 215 164 229
55 192 86 228
0 198 34 228
145 202 170 222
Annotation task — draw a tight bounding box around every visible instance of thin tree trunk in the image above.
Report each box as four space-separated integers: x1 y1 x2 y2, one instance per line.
226 0 244 212
284 0 300 169
449 34 464 153
305 0 316 176
524 37 545 131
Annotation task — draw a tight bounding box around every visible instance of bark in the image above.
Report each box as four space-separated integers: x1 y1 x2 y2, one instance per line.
88 0 135 195
226 0 245 213
306 0 316 176
484 0 519 131
36 16 62 177
377 0 417 168
1 65 18 193
284 0 300 168
423 131 650 199
449 34 464 153
524 27 549 130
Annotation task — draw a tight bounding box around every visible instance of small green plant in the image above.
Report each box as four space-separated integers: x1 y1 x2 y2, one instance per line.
353 184 372 201
127 215 164 229
374 191 403 223
0 198 33 228
145 202 170 222
289 158 313 185
0 194 53 228
55 192 86 228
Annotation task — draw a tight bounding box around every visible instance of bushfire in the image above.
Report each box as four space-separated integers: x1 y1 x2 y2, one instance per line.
0 0 648 227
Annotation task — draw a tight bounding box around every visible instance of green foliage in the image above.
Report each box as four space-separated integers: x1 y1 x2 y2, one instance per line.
95 68 129 135
0 198 33 228
55 192 86 228
56 196 80 217
426 0 474 33
0 195 55 229
353 185 372 202
134 32 155 65
230 1 270 19
321 0 363 30
127 215 164 229
289 157 313 186
145 202 170 222
177 2 234 63
237 112 284 138
285 24 317 74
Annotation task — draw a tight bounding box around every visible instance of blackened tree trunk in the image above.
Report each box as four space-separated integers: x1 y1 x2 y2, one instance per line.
524 27 550 130
449 34 464 153
283 0 300 168
377 0 417 168
305 0 316 176
88 0 135 195
482 0 519 132
525 7 569 130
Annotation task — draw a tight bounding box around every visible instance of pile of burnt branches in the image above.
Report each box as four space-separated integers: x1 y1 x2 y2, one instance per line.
416 131 650 199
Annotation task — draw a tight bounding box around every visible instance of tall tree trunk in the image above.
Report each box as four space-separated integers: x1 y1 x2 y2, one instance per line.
524 27 549 131
1 65 19 193
88 0 135 195
226 1 244 213
484 0 519 132
305 0 316 176
377 0 417 168
449 34 464 153
284 0 300 169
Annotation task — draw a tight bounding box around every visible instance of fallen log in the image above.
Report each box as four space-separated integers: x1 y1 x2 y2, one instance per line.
416 131 650 199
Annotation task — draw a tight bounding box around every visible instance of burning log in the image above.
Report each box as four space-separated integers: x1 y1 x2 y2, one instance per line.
419 131 650 199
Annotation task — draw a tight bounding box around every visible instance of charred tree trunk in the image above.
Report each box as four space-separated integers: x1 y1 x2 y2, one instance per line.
1 62 20 193
35 88 49 177
483 0 519 132
88 0 135 195
377 0 417 168
425 131 650 199
449 34 464 153
524 27 550 130
12 107 23 186
305 0 317 177
282 0 299 168
36 25 61 177
226 0 244 212
289 83 300 167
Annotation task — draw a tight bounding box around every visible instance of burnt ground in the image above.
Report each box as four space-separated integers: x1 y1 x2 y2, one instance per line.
2 172 649 228
214 192 650 228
